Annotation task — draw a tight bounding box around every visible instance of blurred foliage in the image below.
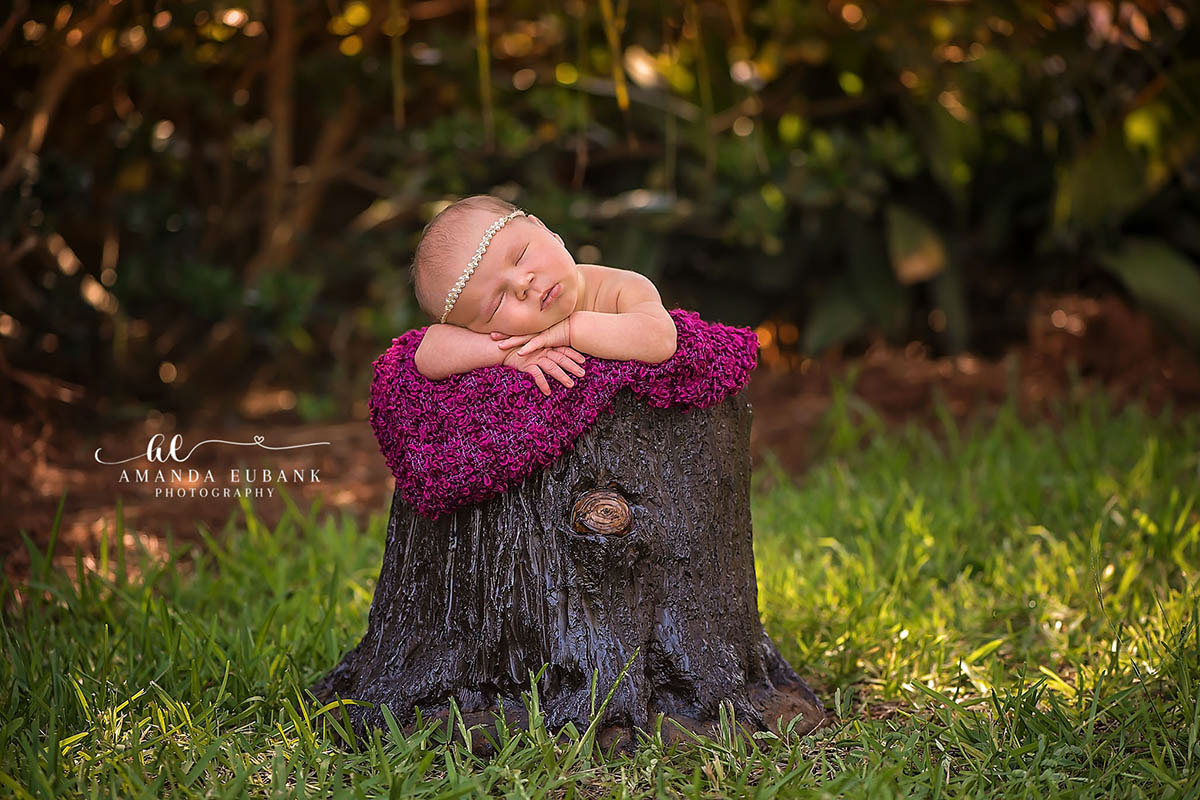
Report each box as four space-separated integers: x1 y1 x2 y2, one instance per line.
0 0 1198 423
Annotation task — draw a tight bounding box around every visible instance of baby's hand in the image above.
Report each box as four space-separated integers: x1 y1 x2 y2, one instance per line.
493 317 572 356
500 343 586 395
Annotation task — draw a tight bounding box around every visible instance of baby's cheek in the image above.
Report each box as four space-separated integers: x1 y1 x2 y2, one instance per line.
507 313 542 336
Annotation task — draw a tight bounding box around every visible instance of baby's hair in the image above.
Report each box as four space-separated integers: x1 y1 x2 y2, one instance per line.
410 194 520 322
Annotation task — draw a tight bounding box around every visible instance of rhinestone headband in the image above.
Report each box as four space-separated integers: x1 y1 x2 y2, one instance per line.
440 208 527 324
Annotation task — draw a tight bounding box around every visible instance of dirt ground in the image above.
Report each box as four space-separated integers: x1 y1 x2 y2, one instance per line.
4 292 1199 589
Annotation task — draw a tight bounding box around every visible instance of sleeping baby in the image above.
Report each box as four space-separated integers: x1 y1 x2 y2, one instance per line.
410 194 678 395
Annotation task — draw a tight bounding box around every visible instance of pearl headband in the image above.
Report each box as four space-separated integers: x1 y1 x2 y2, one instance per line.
440 208 528 324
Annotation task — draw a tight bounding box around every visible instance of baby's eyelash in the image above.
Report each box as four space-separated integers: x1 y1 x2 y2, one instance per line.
489 244 527 320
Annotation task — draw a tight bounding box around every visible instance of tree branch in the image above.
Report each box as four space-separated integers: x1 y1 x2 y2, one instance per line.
243 85 364 282
0 0 30 54
262 0 296 258
0 2 119 191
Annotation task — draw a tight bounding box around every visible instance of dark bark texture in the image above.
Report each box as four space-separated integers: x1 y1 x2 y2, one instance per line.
312 388 825 752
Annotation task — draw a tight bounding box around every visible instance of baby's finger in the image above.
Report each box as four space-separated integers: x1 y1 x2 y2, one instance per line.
547 351 585 377
527 365 551 395
554 347 586 364
517 336 545 356
497 331 534 345
541 360 575 388
496 336 528 350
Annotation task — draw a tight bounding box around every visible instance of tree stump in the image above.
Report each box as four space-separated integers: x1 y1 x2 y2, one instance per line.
311 387 825 753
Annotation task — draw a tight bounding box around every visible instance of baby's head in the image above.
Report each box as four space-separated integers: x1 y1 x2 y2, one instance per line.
410 194 582 336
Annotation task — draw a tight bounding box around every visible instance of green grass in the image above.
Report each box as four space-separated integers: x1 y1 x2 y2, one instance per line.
3 388 1200 797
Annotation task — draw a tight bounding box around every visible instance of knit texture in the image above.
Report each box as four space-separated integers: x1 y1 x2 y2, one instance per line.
369 308 759 519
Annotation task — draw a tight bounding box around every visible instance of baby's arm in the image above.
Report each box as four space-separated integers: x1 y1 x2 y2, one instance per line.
569 272 677 363
414 324 507 379
569 310 676 363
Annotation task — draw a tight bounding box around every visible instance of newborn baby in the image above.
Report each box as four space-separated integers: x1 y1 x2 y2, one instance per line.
410 194 678 395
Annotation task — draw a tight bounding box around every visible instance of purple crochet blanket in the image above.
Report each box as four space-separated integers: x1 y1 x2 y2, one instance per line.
368 308 759 519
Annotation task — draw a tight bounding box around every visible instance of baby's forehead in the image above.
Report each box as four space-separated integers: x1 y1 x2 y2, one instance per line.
452 208 522 239
450 211 525 263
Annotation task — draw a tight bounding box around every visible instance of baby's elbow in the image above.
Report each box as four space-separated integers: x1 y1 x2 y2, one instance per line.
649 322 678 364
413 347 446 380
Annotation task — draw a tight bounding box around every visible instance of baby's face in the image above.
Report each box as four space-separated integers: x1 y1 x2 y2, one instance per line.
442 211 581 336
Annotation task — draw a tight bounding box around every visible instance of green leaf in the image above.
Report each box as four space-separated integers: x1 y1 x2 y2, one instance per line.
1054 61 1200 233
803 276 867 353
885 204 946 285
1053 128 1147 232
1098 237 1200 348
964 638 1004 664
931 258 970 354
913 104 982 206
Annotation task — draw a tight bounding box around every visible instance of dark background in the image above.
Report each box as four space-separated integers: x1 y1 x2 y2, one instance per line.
2 0 1198 430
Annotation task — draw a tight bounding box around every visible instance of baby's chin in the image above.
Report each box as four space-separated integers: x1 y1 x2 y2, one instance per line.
540 307 574 330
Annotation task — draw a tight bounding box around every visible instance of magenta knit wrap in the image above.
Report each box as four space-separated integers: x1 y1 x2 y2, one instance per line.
368 308 760 519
